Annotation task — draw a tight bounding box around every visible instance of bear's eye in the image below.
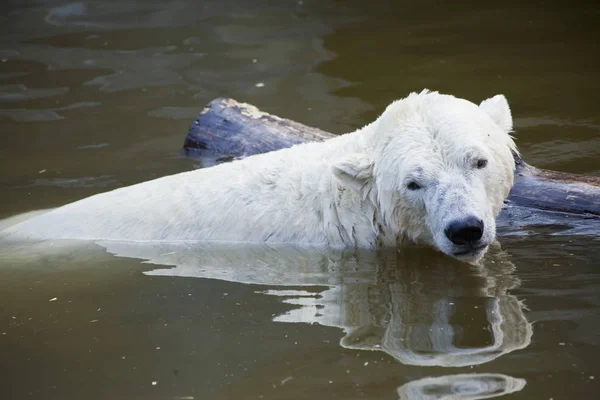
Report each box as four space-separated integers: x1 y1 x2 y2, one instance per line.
476 159 488 169
407 181 422 191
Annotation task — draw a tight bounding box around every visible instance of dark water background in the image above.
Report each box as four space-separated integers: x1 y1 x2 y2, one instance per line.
0 1 599 399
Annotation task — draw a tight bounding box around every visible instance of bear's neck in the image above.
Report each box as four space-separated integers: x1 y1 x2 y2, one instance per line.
299 124 384 248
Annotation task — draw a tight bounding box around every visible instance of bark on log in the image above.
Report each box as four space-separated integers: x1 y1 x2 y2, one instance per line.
183 98 600 235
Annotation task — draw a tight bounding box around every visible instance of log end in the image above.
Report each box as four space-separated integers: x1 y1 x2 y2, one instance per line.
183 98 334 164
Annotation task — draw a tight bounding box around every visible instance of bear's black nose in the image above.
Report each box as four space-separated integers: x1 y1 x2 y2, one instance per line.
444 217 484 246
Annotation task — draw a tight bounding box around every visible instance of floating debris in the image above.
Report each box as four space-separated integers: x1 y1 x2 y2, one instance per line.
281 376 293 385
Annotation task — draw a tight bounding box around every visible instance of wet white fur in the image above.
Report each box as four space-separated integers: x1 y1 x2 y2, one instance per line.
4 90 516 260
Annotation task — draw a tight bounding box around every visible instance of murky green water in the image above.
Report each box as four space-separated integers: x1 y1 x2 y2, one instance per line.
1 1 599 399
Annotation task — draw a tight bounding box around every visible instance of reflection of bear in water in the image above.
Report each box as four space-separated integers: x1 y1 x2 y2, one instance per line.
397 373 526 400
99 240 532 368
92 241 530 397
275 247 532 367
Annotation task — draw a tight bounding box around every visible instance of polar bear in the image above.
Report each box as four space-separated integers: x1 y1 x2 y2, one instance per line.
4 90 517 261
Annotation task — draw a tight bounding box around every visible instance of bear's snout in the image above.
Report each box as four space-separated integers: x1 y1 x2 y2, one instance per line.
444 216 484 246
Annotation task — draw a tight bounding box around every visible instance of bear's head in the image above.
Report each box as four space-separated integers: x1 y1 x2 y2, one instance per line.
333 90 517 262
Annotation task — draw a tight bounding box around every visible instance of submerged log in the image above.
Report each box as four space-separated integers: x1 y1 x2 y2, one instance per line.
183 98 600 235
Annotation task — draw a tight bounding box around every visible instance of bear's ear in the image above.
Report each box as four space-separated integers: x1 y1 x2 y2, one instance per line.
479 94 513 131
332 154 373 191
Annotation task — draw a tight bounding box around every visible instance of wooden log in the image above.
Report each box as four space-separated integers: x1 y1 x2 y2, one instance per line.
183 98 600 235
183 98 332 164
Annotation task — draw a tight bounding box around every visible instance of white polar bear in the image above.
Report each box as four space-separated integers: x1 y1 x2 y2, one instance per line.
4 90 517 261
